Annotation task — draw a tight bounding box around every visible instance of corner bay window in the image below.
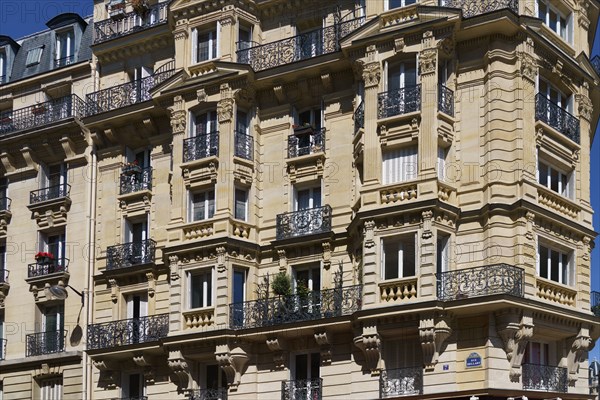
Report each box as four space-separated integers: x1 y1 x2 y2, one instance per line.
538 243 572 285
382 235 416 280
537 0 572 42
538 160 572 198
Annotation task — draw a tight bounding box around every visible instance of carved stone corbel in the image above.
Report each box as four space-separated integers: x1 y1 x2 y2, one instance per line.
582 236 591 261
108 278 119 303
363 220 375 249
419 312 453 370
353 324 381 374
519 52 537 84
134 354 156 384
419 48 437 76
215 344 249 389
394 38 405 53
168 95 186 135
169 255 179 281
217 98 234 123
322 242 332 270
93 359 119 388
421 210 433 241
197 88 207 103
266 337 287 370
314 331 332 364
576 93 593 122
566 327 594 384
525 212 535 240
277 249 287 271
495 310 534 381
216 246 227 273
146 272 156 298
167 350 193 391
362 62 381 88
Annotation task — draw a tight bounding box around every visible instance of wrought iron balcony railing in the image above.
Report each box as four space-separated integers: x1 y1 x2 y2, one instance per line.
236 12 365 71
439 0 519 18
183 131 219 162
119 166 152 195
522 363 568 392
0 269 8 284
380 367 423 398
26 330 66 357
0 196 11 211
230 285 361 329
354 100 364 135
378 85 421 119
592 56 600 77
87 313 169 350
282 378 322 400
118 397 148 400
437 264 524 301
438 84 454 116
535 93 580 144
93 1 169 44
0 338 6 360
86 67 176 115
234 130 253 160
0 94 86 137
591 291 600 316
189 388 228 400
276 205 332 240
27 257 69 278
55 55 75 68
29 184 71 204
288 127 325 158
106 239 156 270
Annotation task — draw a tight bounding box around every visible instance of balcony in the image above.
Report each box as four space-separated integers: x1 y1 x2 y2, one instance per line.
437 264 524 301
86 66 176 115
0 196 10 211
26 330 66 357
288 127 325 158
535 93 580 144
86 313 169 350
55 55 75 68
380 367 423 398
378 85 421 119
0 94 86 137
438 84 454 116
118 398 148 400
439 0 518 18
189 388 228 400
119 166 152 195
282 379 322 400
592 291 600 316
522 363 568 392
354 100 364 135
106 239 156 271
30 184 71 204
183 132 219 163
0 268 7 284
276 205 332 240
237 12 365 72
93 1 169 44
27 257 69 278
230 285 362 329
234 130 253 160
0 338 5 360
592 56 600 76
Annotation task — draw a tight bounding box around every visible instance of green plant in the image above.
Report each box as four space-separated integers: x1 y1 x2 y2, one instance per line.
272 272 291 296
296 281 310 298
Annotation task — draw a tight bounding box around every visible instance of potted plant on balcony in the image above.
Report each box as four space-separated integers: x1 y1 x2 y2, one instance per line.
292 123 315 136
35 251 55 265
32 104 47 115
122 159 142 175
272 272 292 297
109 0 126 19
130 0 148 15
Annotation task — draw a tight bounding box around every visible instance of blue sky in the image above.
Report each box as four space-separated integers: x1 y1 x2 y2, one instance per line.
2 0 600 356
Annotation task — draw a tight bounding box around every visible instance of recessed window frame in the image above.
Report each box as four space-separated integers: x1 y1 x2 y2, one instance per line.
536 0 573 43
189 187 216 222
381 233 417 280
192 23 220 64
26 46 44 67
537 238 574 286
187 267 214 309
234 187 248 221
382 145 418 185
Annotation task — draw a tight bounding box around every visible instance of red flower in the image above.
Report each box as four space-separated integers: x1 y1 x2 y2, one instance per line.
35 251 55 260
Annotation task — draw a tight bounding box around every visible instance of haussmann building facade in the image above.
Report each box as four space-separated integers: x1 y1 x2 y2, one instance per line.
1 0 600 399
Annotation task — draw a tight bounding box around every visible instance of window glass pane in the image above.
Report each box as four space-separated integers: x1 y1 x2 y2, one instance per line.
389 0 402 9
383 240 399 280
236 111 248 133
550 249 559 282
550 168 559 192
207 190 215 218
538 2 546 20
549 10 558 32
193 192 205 220
235 189 247 220
191 274 203 308
404 61 417 87
539 245 548 279
197 32 210 61
402 237 415 277
538 162 548 187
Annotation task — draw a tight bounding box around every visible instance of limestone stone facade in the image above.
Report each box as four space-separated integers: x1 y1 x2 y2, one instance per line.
1 0 600 399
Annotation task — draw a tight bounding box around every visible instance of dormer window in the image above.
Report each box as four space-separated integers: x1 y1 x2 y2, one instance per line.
55 30 74 68
0 52 6 83
537 0 572 43
26 47 43 67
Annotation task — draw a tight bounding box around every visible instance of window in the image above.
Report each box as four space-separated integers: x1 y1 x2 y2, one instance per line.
231 269 246 326
190 189 215 221
201 364 228 390
0 51 6 83
40 377 62 400
294 186 321 211
0 177 7 200
524 341 549 365
384 337 421 369
537 243 572 285
42 304 65 354
55 30 74 66
382 235 416 280
236 110 249 134
193 111 217 136
436 234 450 275
292 353 320 388
382 146 418 184
26 47 43 66
188 269 213 308
193 25 219 63
126 293 148 319
234 188 248 221
538 79 572 113
437 147 447 181
386 59 418 91
293 263 321 293
297 26 323 59
46 232 66 262
385 0 416 10
238 24 253 50
0 242 5 273
296 108 322 130
538 159 573 198
46 163 67 190
122 373 144 399
537 0 572 42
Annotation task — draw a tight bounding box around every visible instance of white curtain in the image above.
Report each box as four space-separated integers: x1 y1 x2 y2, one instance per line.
383 146 418 184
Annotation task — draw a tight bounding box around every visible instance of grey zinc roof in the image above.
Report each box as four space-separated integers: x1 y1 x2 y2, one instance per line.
6 14 93 83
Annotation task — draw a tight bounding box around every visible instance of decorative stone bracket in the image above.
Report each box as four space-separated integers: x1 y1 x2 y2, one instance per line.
134 354 156 384
314 331 332 364
93 359 119 388
566 327 594 384
215 343 249 389
419 312 453 371
266 337 286 370
167 350 193 392
495 310 534 381
353 324 381 374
